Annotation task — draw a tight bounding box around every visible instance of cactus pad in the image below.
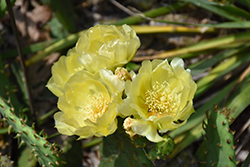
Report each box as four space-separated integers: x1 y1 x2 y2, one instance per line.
205 106 236 167
0 98 62 167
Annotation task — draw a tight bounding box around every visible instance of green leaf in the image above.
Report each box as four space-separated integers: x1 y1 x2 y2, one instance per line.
183 0 250 21
207 21 250 28
228 77 250 120
189 44 250 76
41 0 77 32
112 3 186 25
47 17 69 39
1 39 58 59
155 19 250 29
133 31 250 61
171 123 204 157
195 52 250 98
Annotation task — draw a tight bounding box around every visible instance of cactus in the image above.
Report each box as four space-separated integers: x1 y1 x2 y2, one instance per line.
99 117 153 167
99 129 153 167
0 97 62 167
131 135 174 160
147 135 174 160
205 106 236 167
0 154 14 167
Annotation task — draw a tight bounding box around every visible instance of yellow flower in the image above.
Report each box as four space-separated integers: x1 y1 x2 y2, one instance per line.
47 49 84 97
120 58 197 142
54 69 125 138
75 24 140 73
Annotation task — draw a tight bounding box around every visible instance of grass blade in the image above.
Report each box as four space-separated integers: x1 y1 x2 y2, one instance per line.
133 31 250 61
190 43 250 76
111 2 186 25
183 0 250 21
228 79 250 120
155 19 250 29
195 53 250 98
1 39 58 59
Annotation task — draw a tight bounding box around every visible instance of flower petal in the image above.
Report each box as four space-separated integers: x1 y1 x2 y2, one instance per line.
124 118 164 142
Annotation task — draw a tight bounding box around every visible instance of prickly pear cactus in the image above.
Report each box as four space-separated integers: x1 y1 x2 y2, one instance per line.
205 106 236 167
0 154 14 167
130 135 174 160
0 97 62 167
99 129 153 167
147 135 174 160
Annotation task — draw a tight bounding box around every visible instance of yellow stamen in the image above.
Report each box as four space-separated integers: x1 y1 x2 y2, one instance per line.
85 94 110 122
145 81 179 117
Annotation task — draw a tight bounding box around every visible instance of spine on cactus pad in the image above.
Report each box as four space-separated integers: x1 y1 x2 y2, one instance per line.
0 97 62 167
205 105 236 167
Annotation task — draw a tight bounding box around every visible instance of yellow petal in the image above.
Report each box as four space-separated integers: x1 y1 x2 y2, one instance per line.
54 69 124 138
76 24 140 73
47 49 84 97
121 58 197 141
124 117 164 142
54 112 79 136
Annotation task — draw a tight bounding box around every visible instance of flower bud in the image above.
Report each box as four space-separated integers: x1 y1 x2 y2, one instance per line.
115 67 132 81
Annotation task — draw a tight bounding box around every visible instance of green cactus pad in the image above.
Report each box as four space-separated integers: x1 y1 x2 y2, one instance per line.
0 154 14 167
147 135 174 160
0 97 62 167
99 129 153 167
206 106 236 167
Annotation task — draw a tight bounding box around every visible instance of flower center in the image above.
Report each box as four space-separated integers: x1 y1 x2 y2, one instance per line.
145 81 178 117
85 94 110 122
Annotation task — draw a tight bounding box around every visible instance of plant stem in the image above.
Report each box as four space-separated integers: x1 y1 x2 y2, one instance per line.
82 138 103 149
5 0 36 123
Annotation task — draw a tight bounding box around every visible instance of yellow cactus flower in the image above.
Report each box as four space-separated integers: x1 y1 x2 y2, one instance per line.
120 58 197 142
54 69 125 138
47 48 84 97
75 24 140 73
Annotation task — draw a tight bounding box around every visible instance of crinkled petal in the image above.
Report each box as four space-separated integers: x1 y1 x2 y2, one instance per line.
76 24 140 73
54 112 79 136
128 118 164 142
53 68 123 138
122 58 197 142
